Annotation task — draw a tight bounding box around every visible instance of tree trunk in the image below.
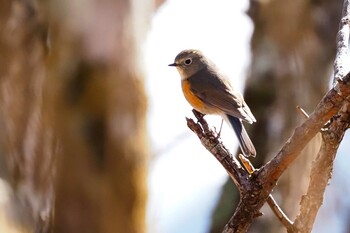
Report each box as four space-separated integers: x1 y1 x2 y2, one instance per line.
0 1 53 232
46 0 150 232
0 0 150 232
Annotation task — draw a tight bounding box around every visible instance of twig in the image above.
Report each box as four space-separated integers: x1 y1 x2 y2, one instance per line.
266 195 294 231
238 154 254 174
296 105 309 119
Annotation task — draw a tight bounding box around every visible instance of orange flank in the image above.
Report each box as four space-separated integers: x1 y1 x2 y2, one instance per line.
181 80 218 114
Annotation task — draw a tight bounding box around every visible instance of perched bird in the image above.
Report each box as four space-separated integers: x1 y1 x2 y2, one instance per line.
169 49 256 157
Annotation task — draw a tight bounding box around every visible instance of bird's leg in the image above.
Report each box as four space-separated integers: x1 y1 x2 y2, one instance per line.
192 109 223 139
215 119 224 138
212 119 224 140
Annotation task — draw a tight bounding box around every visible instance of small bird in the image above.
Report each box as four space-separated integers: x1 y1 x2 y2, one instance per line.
169 49 256 157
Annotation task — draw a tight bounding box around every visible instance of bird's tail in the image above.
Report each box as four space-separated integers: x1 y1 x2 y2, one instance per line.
225 115 256 157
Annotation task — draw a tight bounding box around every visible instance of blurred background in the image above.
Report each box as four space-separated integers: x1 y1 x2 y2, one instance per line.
0 0 349 233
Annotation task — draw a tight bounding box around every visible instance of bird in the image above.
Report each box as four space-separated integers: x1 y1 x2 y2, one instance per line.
169 49 256 157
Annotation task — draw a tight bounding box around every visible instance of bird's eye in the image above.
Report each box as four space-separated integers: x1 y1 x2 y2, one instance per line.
184 58 192 65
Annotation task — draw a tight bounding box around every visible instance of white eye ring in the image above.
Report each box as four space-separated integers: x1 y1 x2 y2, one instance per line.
184 58 192 65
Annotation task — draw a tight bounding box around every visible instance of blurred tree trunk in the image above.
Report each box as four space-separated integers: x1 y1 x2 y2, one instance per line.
46 0 150 232
0 0 150 233
210 1 342 232
0 1 53 232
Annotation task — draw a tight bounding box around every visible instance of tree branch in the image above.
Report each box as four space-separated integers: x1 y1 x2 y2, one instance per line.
259 78 349 182
292 102 350 233
222 72 350 232
186 1 350 232
334 0 350 84
186 73 350 233
291 1 350 231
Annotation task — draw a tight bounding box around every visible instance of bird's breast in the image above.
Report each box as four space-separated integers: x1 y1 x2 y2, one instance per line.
181 80 218 114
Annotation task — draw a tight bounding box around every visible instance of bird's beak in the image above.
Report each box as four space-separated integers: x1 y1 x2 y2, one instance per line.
168 63 178 67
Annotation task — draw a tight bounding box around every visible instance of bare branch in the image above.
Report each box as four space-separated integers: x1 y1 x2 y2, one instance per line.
290 1 350 231
334 0 350 84
296 105 310 119
292 103 350 233
222 72 350 232
266 195 294 231
260 73 350 183
187 72 350 232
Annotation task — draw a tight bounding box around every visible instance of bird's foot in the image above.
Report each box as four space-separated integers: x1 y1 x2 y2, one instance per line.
214 119 224 140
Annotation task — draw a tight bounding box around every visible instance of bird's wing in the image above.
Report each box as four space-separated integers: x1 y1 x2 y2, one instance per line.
188 69 256 123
